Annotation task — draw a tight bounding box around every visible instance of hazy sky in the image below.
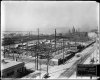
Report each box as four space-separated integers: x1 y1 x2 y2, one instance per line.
1 1 99 34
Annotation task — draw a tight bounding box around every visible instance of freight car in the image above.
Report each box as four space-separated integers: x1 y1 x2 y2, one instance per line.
58 40 96 65
85 40 96 48
58 52 75 65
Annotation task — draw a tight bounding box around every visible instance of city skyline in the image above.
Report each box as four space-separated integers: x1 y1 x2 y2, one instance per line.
1 1 99 34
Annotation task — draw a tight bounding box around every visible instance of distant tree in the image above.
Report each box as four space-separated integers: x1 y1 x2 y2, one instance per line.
2 37 15 46
9 33 16 37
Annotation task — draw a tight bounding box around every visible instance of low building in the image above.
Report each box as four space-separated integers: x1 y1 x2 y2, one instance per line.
88 32 97 39
1 59 25 78
50 59 58 65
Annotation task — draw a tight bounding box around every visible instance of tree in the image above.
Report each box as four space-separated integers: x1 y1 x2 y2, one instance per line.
2 37 15 46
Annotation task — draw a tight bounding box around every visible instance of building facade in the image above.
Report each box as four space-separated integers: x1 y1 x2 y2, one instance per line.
1 59 25 78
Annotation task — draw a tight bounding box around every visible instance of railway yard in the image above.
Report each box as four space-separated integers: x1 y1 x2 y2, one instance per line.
1 27 99 79
1 33 99 79
1 1 99 79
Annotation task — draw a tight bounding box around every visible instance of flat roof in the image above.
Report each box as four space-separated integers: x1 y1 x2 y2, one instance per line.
51 59 58 61
54 53 71 59
1 59 24 70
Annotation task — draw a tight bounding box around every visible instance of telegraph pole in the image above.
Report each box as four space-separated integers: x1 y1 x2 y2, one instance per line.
37 28 39 70
40 61 41 79
61 41 63 53
35 43 37 70
55 29 56 54
63 38 64 64
4 45 5 58
47 51 49 76
26 32 28 56
28 32 30 56
46 39 51 77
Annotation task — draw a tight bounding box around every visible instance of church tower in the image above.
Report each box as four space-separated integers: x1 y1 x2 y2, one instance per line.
72 26 75 33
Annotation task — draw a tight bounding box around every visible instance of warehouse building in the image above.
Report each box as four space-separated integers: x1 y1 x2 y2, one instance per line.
1 59 25 78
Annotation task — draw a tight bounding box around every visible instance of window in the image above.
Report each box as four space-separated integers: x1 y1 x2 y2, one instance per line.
7 71 14 77
17 67 23 72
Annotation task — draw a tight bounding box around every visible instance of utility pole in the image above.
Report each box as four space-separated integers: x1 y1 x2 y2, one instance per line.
40 61 41 79
55 29 56 54
28 32 30 56
46 39 51 77
47 51 49 76
12 37 15 60
4 45 5 58
37 28 39 70
26 32 28 56
63 38 64 64
61 42 63 53
35 43 37 70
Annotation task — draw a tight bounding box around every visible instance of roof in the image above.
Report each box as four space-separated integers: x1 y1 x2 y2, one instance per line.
54 53 71 59
51 59 58 62
1 59 24 71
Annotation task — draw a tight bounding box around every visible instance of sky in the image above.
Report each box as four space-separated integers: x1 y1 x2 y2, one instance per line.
1 1 99 34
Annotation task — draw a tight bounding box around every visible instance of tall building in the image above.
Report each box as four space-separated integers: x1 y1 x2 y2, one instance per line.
69 29 71 34
72 26 75 33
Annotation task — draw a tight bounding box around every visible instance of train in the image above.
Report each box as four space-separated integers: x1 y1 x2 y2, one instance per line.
58 40 96 65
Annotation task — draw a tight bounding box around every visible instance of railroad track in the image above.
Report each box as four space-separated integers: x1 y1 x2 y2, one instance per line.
59 44 96 78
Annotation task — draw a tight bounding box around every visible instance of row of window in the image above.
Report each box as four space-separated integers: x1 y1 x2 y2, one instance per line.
17 67 24 73
7 71 14 77
4 67 24 78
